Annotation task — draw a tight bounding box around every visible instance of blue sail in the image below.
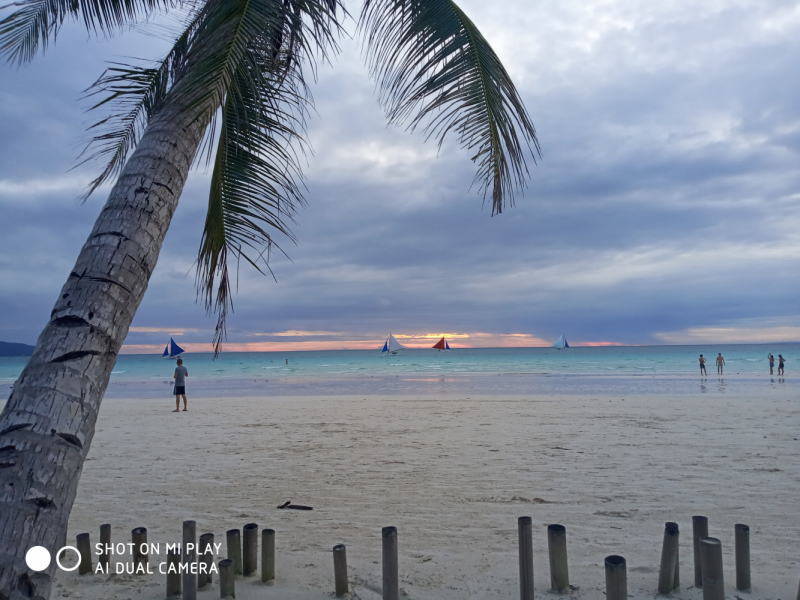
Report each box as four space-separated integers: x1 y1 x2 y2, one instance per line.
162 345 169 357
564 338 569 348
445 340 450 350
169 338 185 358
381 340 389 353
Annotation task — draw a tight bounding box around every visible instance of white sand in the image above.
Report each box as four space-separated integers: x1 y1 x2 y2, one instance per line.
54 391 799 599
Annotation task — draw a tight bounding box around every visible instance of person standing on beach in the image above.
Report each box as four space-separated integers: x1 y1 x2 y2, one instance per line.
699 354 707 375
768 353 774 375
778 354 785 375
716 353 725 375
173 358 188 412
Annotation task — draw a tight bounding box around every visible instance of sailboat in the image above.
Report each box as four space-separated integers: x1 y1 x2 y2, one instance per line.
552 334 569 350
381 333 405 355
162 337 185 359
432 336 451 350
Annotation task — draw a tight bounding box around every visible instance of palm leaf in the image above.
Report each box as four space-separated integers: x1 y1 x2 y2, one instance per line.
77 9 200 199
78 0 342 355
199 56 309 354
0 0 178 64
360 0 540 214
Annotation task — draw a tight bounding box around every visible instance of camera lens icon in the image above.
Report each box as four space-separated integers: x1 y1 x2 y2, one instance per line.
25 546 82 572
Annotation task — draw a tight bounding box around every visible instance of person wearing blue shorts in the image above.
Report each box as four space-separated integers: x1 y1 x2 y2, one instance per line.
173 358 189 412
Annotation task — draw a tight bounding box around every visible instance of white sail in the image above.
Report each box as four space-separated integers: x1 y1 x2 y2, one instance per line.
552 334 568 349
388 333 405 353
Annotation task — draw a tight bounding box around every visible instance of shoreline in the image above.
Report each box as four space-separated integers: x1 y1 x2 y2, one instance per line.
54 391 799 599
97 371 794 399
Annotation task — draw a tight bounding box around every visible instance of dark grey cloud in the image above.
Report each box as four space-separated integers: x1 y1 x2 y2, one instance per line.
2 0 800 348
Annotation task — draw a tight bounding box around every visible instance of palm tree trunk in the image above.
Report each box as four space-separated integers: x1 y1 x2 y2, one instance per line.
0 92 208 599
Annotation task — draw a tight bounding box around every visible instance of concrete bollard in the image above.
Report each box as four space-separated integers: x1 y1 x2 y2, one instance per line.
333 544 349 596
199 533 215 588
99 524 111 571
734 524 750 591
692 516 709 587
261 529 275 582
605 555 627 600
166 549 181 597
132 527 147 572
547 524 569 592
658 522 680 594
183 520 197 600
227 529 243 576
382 526 399 600
219 558 235 599
518 517 534 600
699 537 724 600
243 523 258 576
76 533 92 575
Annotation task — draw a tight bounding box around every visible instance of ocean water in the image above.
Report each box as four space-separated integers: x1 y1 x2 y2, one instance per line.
1 344 796 398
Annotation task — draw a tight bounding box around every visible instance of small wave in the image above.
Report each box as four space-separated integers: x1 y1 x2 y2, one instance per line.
110 371 127 374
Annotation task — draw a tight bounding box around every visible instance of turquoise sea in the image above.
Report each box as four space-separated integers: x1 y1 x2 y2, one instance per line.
1 344 796 398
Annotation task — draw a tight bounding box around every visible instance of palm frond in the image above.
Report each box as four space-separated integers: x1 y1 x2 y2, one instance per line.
174 0 341 130
77 10 200 199
79 0 344 354
186 0 343 355
360 0 540 214
198 51 309 355
0 0 178 64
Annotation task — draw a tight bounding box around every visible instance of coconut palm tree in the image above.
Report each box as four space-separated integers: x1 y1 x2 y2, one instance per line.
0 0 539 595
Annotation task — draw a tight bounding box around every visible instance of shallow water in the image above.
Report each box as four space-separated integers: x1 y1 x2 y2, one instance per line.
1 343 796 397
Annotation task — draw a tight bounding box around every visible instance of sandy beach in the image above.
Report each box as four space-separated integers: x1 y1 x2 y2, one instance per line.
52 390 799 599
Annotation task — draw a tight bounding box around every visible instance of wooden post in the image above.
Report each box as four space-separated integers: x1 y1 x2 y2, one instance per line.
227 529 243 576
183 520 197 600
734 524 750 591
692 516 709 587
166 549 181 598
76 533 92 575
658 522 680 594
547 524 569 592
132 527 147 572
261 529 275 582
243 523 258 576
199 533 215 588
219 558 236 599
605 555 627 600
518 517 534 600
382 526 399 600
99 524 111 572
333 544 349 596
699 537 724 600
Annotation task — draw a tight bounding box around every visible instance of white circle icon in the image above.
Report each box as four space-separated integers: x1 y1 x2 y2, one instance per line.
55 546 81 572
25 546 51 571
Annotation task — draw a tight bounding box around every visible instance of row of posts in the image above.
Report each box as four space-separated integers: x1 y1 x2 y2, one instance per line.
520 516 754 600
73 516 790 599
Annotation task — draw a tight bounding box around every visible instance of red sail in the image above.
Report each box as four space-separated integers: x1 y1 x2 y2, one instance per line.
432 336 446 350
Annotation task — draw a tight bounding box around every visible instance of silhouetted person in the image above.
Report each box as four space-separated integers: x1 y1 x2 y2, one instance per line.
699 354 707 376
716 353 725 375
778 354 785 375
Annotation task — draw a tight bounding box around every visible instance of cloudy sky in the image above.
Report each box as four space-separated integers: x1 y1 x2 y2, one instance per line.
2 0 800 352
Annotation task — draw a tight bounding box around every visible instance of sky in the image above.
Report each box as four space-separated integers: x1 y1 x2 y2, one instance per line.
1 0 800 352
